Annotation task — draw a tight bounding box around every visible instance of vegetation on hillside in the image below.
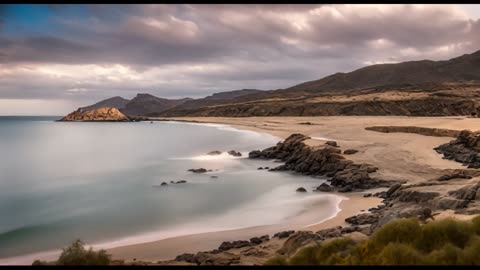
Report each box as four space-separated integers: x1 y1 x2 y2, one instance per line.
266 216 480 265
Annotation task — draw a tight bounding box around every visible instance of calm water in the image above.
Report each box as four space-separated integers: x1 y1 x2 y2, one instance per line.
0 117 336 263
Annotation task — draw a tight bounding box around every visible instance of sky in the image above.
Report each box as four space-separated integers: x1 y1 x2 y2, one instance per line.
1 4 480 115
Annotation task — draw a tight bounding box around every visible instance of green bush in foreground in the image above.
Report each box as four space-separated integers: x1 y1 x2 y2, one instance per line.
33 239 112 266
266 216 480 265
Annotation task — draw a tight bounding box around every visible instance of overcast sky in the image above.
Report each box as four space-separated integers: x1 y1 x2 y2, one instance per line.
1 4 480 115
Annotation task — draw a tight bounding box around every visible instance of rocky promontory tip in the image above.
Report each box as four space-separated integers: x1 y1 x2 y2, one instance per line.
59 107 131 122
249 133 392 192
434 129 480 168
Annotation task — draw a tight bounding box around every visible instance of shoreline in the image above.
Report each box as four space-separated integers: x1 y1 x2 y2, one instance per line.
104 118 387 263
106 192 382 263
0 119 381 265
8 115 479 265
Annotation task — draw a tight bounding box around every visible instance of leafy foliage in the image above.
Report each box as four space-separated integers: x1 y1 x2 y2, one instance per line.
33 239 112 266
266 216 480 265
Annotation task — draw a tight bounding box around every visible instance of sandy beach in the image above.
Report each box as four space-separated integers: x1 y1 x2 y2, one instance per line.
106 115 480 263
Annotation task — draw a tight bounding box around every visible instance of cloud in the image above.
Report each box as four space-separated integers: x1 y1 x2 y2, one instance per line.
0 4 480 115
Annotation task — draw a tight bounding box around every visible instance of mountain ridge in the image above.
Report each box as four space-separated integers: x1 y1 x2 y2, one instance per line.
68 49 480 118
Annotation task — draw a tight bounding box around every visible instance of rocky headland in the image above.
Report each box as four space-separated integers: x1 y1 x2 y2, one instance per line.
249 133 394 192
59 107 131 122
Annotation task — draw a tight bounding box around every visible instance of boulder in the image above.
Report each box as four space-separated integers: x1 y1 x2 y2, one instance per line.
296 187 307 192
315 183 333 192
249 237 262 245
345 213 379 225
193 252 240 266
207 151 222 156
161 182 168 186
273 230 295 239
325 141 338 147
188 168 207 173
386 183 402 197
227 150 242 157
175 180 187 184
277 231 322 256
343 149 359 155
174 253 195 263
316 226 342 239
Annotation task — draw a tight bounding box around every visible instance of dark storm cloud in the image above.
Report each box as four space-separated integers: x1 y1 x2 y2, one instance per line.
0 4 479 104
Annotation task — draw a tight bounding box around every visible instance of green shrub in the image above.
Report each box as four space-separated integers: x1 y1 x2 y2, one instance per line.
458 236 480 265
56 239 111 266
288 246 318 265
270 216 480 266
471 215 480 235
264 256 288 265
416 218 473 252
376 243 425 265
314 237 356 265
368 218 421 249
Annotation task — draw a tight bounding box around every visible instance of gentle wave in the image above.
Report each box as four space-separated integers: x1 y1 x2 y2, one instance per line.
170 152 248 161
159 121 282 140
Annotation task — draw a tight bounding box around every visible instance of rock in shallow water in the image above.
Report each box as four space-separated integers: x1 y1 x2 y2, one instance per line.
315 183 333 192
227 150 242 157
188 168 207 173
207 151 222 155
296 187 307 192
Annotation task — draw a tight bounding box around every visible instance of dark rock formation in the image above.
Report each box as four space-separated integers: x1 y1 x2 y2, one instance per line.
227 150 242 157
296 187 307 192
161 182 168 186
343 149 359 155
366 126 461 137
192 251 240 266
218 240 251 251
277 231 322 256
345 213 379 225
434 130 480 168
325 141 338 147
207 151 222 156
314 183 333 192
188 168 208 173
175 180 187 184
174 253 196 263
249 134 392 192
273 230 295 239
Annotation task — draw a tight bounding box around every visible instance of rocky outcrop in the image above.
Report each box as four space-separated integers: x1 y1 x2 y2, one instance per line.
273 230 295 239
434 130 480 168
227 150 242 157
188 168 208 173
207 151 222 155
343 149 359 155
296 187 307 192
59 107 131 122
365 126 461 137
314 183 333 192
249 134 392 192
345 213 379 225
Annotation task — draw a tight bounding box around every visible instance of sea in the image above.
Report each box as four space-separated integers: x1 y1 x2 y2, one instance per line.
0 116 341 264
